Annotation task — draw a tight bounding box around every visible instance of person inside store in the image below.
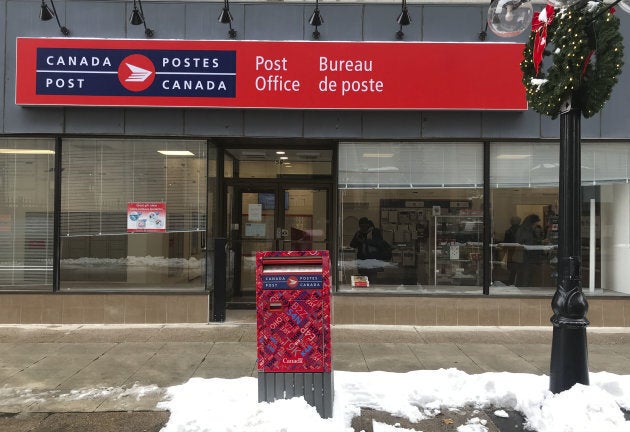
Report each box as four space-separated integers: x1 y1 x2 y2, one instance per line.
514 214 544 287
502 215 521 285
349 217 390 283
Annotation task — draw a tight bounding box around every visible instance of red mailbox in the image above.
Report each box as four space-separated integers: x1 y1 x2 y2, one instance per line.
256 250 333 417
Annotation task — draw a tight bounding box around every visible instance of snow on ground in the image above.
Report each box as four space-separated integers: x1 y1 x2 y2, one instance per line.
2 369 629 431
157 369 630 432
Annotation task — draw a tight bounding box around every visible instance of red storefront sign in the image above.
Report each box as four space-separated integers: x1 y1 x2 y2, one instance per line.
15 38 526 110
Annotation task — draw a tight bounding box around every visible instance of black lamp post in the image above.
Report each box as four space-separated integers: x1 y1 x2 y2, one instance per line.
486 0 627 393
550 104 590 393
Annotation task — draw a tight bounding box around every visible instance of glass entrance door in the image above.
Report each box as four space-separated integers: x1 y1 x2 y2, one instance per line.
281 187 329 252
225 184 330 306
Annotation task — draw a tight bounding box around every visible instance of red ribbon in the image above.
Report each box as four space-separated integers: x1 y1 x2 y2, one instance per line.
532 4 555 75
582 50 595 76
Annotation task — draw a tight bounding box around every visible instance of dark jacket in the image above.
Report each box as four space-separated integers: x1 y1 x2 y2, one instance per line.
350 226 385 260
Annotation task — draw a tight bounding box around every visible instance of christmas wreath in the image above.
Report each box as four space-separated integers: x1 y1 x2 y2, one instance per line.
521 2 624 118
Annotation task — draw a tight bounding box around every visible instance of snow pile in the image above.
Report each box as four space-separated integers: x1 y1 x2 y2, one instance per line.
158 369 630 432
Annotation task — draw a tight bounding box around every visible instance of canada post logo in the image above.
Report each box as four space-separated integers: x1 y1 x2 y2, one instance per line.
35 48 236 97
262 275 323 290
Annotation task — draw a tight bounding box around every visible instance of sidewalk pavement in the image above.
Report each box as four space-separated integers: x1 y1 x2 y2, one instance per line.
1 310 630 431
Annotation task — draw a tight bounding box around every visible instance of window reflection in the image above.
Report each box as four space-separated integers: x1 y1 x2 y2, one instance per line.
60 139 207 291
338 142 484 293
0 138 55 289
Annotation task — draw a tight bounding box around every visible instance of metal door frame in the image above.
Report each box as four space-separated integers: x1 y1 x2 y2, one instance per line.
224 180 333 302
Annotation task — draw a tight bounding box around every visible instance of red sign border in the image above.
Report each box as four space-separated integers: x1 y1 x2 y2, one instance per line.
16 37 527 111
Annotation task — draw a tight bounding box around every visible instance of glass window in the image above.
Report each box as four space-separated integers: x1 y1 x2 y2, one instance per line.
60 139 207 291
490 142 559 295
338 142 483 293
585 142 630 296
0 138 55 290
582 142 630 185
599 183 630 295
490 141 630 297
339 142 482 188
228 149 332 178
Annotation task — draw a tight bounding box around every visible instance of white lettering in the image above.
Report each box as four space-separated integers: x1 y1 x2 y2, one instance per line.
319 56 373 72
45 56 112 68
161 79 227 91
44 78 85 89
255 75 300 92
255 56 288 71
161 57 220 69
341 79 384 96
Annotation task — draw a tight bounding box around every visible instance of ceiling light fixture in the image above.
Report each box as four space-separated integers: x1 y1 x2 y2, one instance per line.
158 150 195 156
0 149 55 155
308 0 324 40
396 0 411 40
39 0 70 36
218 0 237 39
496 154 531 160
362 153 394 158
130 0 154 38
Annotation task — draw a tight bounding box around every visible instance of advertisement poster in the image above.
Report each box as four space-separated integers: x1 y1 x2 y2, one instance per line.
127 202 166 232
0 214 10 232
248 203 262 222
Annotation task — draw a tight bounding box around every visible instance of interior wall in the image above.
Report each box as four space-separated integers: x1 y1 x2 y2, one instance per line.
601 183 630 294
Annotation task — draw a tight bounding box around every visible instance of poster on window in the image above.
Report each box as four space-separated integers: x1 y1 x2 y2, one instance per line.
0 214 10 232
127 202 166 232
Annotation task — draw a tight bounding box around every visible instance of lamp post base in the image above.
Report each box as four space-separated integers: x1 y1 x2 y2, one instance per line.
550 325 589 393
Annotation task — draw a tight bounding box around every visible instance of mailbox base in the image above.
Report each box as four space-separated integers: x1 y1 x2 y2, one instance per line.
258 371 333 418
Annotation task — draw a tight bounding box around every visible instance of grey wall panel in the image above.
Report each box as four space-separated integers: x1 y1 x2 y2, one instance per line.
422 6 482 42
65 108 124 134
24 0 68 37
4 0 63 133
128 2 186 40
540 114 600 139
185 3 244 40
66 1 124 38
422 112 482 138
124 109 184 135
601 91 630 138
303 5 363 42
184 109 244 136
362 112 421 138
363 5 421 41
581 115 601 139
540 116 559 139
482 111 541 139
304 111 362 138
243 110 303 137
243 4 304 41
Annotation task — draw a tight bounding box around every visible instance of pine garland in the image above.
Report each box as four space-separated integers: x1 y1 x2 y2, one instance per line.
521 3 624 118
